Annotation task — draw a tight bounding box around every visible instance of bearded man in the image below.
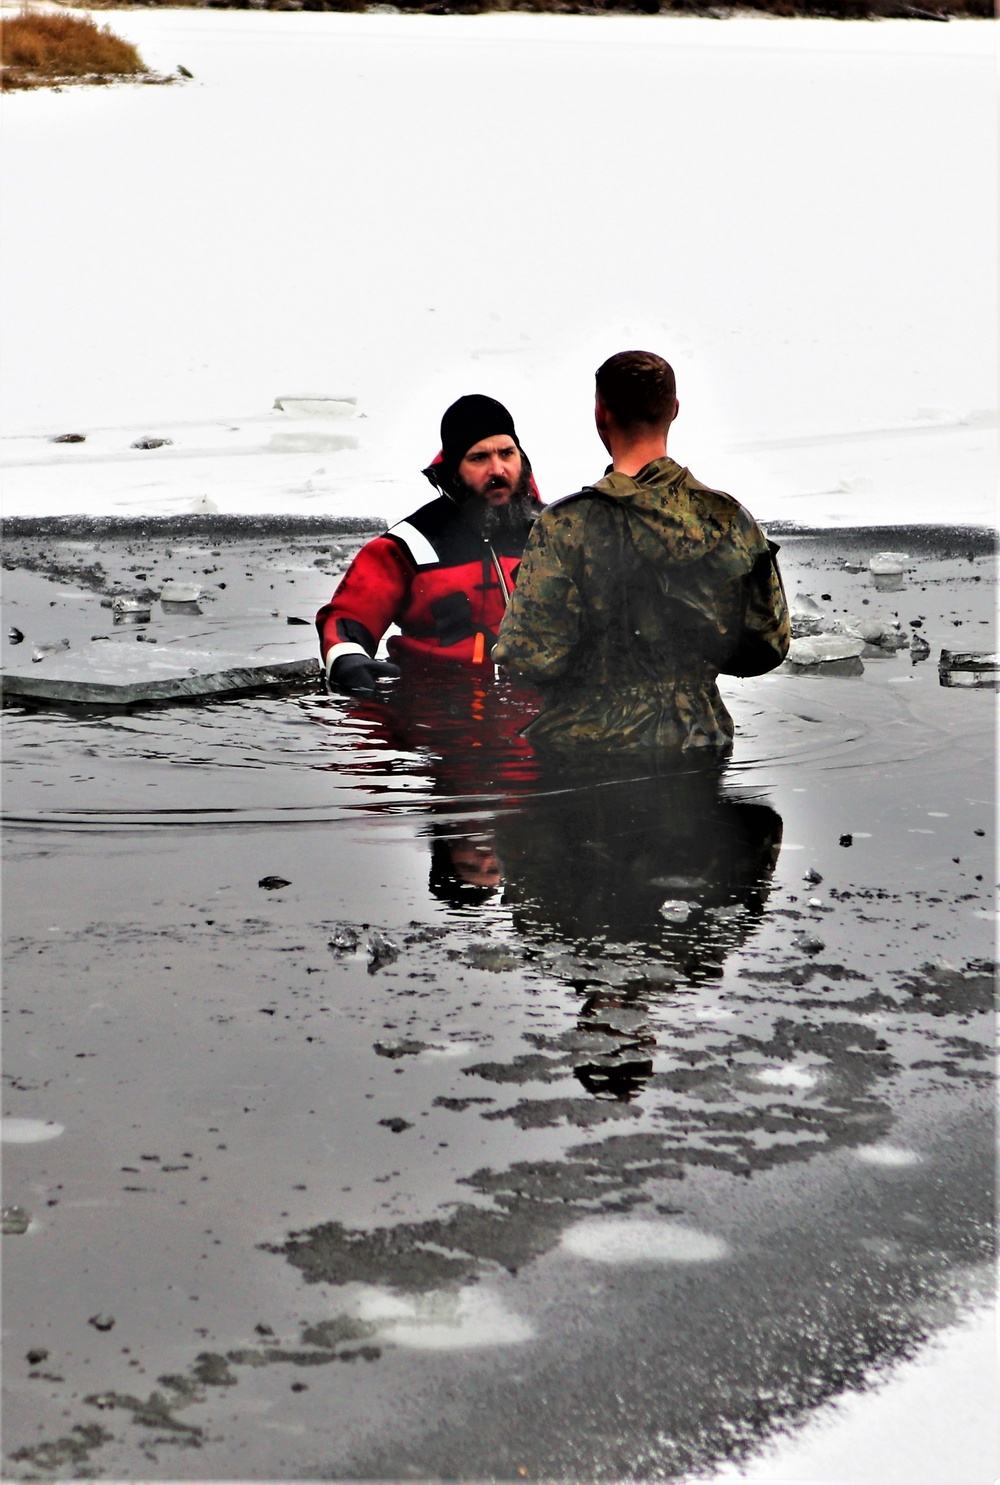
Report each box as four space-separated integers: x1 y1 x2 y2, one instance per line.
317 395 541 696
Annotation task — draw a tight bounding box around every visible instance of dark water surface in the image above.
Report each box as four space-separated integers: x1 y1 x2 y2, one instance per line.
2 528 995 1481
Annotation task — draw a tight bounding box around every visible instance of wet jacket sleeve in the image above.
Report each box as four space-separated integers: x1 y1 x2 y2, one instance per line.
494 508 583 683
315 536 415 665
720 539 792 678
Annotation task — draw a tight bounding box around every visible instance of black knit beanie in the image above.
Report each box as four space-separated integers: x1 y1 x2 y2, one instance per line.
439 395 519 480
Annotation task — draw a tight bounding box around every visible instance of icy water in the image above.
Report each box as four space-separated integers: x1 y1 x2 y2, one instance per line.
2 527 996 1481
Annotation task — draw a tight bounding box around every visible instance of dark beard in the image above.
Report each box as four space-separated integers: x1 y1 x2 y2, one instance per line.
456 465 538 539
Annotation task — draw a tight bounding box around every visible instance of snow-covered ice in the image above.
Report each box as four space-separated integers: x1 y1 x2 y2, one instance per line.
1 11 995 526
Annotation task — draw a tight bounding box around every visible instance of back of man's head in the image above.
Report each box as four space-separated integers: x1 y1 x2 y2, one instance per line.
595 350 677 432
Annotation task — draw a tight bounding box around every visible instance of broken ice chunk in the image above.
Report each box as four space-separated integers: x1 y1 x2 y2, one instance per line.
938 649 1000 689
367 930 399 970
869 553 909 592
2 1205 31 1235
787 634 865 666
111 597 151 625
159 582 202 614
790 593 825 637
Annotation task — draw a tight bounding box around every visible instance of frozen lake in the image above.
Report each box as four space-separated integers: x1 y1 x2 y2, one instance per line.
0 9 995 530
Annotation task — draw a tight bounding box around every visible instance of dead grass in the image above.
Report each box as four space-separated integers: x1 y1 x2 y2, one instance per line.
1 8 149 90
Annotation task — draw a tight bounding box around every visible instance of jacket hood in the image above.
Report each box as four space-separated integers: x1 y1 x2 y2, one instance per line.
586 457 735 565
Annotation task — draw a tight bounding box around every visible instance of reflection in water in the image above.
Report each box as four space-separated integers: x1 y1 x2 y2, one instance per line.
4 659 991 1485
429 829 503 906
496 764 781 955
497 764 782 1101
329 672 783 1105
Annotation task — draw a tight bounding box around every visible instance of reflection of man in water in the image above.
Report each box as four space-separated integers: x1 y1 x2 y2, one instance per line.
494 763 783 1099
497 764 781 961
428 828 503 908
495 350 790 752
317 395 542 697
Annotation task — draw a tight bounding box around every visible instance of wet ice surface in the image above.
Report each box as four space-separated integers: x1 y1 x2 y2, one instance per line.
1 527 996 1482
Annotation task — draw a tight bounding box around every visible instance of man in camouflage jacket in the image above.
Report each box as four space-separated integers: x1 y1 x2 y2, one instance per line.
494 351 790 753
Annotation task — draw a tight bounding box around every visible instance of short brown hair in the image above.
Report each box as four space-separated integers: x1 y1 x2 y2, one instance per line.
595 350 676 431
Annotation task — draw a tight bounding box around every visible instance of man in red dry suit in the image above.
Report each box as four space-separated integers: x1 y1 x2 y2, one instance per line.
316 394 542 697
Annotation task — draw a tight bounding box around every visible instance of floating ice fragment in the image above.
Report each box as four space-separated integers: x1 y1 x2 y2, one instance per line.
869 553 909 592
938 649 1000 689
790 594 825 637
373 1038 426 1060
111 597 150 625
2 1204 31 1234
367 930 399 970
159 582 202 613
560 1217 727 1265
2 1118 65 1144
854 1144 922 1168
858 618 908 650
327 925 360 952
659 899 695 924
787 634 865 666
351 1285 532 1349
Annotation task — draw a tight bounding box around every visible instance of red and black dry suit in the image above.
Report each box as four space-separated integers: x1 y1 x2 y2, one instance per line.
316 461 543 674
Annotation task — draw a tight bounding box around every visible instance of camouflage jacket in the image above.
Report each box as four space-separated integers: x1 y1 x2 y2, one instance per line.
494 457 790 753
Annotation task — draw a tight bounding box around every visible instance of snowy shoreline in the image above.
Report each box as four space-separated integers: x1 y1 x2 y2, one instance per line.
2 10 995 530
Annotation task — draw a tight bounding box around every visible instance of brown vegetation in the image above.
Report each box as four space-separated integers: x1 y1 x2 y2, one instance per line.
1 9 148 90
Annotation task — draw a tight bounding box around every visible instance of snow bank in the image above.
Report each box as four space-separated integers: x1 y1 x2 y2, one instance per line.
1 12 995 525
710 1304 997 1485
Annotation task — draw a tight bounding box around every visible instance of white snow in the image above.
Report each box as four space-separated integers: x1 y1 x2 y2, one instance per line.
853 1142 923 1167
1 11 995 526
710 1305 998 1485
1 1117 65 1143
350 1282 534 1348
560 1215 728 1263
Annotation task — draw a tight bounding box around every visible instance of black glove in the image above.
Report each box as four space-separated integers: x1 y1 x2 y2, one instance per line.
328 652 400 697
